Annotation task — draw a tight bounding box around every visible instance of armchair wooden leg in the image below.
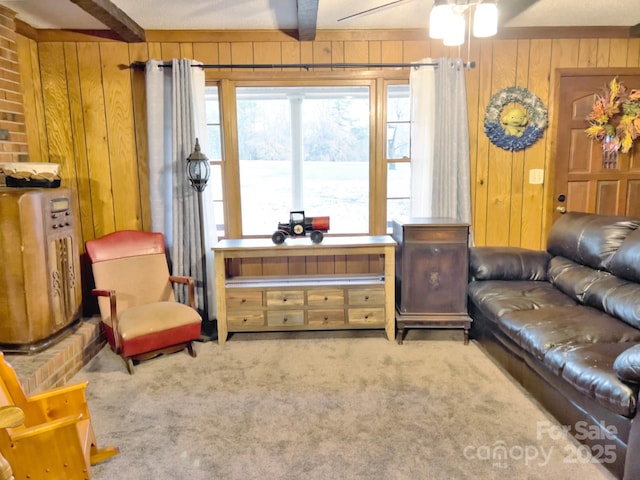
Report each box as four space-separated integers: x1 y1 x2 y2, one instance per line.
187 342 197 358
90 445 119 465
125 357 135 375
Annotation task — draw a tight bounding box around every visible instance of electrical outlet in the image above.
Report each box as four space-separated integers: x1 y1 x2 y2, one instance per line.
529 169 544 185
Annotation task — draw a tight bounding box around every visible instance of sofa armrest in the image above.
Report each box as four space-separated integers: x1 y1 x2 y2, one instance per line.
613 344 640 384
469 246 551 281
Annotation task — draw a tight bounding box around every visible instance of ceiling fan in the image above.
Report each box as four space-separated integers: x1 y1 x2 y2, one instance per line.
338 0 541 45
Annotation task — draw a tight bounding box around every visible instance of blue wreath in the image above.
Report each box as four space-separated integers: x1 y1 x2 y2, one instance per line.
484 86 548 152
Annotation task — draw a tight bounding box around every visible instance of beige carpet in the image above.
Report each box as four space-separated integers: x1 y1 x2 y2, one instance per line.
73 330 616 480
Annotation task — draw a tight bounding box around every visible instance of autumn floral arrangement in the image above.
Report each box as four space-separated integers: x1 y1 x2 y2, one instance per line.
585 77 640 154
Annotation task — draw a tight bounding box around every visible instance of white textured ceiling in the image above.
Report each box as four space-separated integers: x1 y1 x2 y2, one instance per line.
1 0 639 31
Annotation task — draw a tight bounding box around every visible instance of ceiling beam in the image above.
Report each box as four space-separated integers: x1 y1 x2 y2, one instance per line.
498 0 540 25
68 0 146 42
297 0 319 41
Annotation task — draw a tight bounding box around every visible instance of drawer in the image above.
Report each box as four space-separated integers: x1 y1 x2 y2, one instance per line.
307 288 345 306
267 310 305 326
227 311 265 327
266 290 305 307
308 309 345 326
348 287 385 305
348 308 385 325
226 290 263 308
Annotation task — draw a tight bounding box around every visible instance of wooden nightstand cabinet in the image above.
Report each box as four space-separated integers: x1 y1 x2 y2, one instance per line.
392 218 471 344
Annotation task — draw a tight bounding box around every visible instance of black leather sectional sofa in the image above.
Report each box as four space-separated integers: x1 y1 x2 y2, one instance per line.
468 212 640 479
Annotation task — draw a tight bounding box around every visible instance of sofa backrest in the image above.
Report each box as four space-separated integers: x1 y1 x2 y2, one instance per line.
546 212 640 330
546 212 639 271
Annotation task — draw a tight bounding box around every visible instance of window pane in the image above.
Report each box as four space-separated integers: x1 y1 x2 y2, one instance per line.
387 162 410 231
387 84 410 121
204 85 224 237
387 123 410 159
237 86 369 236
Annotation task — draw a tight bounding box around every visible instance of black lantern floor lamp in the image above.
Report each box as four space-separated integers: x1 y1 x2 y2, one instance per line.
186 138 213 340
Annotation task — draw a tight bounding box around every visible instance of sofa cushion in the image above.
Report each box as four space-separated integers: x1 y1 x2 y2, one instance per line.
469 247 550 281
607 228 640 282
546 212 639 270
545 343 639 417
496 305 640 360
582 276 640 330
613 344 640 384
547 256 612 303
468 280 576 323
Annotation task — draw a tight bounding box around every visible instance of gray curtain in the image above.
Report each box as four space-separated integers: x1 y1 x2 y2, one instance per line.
410 57 473 243
145 58 215 320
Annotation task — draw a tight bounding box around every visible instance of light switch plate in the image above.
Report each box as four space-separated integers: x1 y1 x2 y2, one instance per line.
529 169 544 185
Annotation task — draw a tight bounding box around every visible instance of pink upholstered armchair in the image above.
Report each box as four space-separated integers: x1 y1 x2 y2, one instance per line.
86 230 202 374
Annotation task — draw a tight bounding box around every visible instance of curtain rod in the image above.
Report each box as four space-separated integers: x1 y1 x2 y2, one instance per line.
129 60 476 71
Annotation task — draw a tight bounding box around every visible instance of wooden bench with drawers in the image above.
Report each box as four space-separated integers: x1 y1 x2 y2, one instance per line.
213 236 396 344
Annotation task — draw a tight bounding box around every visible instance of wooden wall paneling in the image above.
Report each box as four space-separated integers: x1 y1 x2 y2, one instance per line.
299 41 313 65
179 42 194 59
219 42 232 71
508 39 530 246
485 40 518 246
472 39 494 245
520 39 552 250
160 42 180 60
344 40 369 63
128 42 151 231
402 40 428 63
230 42 253 70
346 254 370 273
62 42 93 246
380 40 403 66
253 42 282 69
99 42 142 231
16 35 46 163
596 39 611 67
281 41 301 66
578 38 598 68
609 39 630 67
193 42 220 67
148 42 162 59
331 41 345 70
312 41 332 71
464 40 481 245
368 41 381 64
38 43 81 222
76 42 115 240
627 39 640 67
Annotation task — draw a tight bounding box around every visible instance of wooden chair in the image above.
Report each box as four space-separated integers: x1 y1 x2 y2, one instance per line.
0 352 118 479
86 230 202 374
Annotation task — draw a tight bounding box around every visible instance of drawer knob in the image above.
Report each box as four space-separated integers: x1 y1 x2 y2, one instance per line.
241 299 246 303
283 317 288 323
324 296 328 301
283 298 287 302
364 295 369 300
242 318 248 323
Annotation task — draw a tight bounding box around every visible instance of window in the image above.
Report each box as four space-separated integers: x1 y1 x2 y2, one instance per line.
204 73 410 239
386 83 411 231
235 85 370 236
205 85 225 238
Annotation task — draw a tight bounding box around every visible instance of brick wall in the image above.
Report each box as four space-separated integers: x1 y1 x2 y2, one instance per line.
0 5 27 164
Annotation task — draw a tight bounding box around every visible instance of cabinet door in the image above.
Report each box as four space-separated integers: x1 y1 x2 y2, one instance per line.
402 241 467 313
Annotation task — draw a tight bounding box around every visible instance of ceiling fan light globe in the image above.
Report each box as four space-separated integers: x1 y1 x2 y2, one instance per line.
429 4 451 39
442 12 465 46
473 2 498 37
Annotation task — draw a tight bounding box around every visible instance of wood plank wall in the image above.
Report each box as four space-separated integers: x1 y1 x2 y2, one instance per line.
14 30 640 256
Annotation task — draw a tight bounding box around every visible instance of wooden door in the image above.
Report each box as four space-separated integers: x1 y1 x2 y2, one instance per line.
553 70 640 221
